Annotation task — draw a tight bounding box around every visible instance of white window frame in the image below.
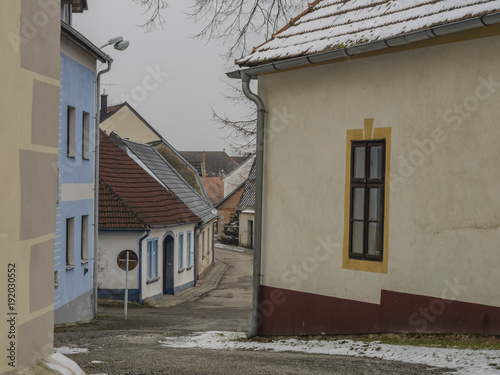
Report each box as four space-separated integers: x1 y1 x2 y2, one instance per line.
187 231 192 267
82 111 90 160
178 232 184 270
67 106 76 157
81 215 89 262
66 217 75 268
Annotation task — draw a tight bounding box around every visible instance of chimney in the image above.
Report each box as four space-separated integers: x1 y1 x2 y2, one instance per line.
202 151 207 178
100 91 108 122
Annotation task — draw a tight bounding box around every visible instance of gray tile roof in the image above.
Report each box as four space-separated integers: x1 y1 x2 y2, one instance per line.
237 0 500 66
122 139 218 224
237 160 256 210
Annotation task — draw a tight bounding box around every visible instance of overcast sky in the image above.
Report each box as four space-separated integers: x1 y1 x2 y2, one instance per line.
73 0 249 154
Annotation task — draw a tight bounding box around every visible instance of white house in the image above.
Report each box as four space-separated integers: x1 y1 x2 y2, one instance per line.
98 131 200 301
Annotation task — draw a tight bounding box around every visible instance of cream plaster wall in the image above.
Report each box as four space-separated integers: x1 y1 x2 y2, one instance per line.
197 219 216 279
100 105 160 144
0 0 60 372
98 231 141 290
239 212 254 249
259 33 500 308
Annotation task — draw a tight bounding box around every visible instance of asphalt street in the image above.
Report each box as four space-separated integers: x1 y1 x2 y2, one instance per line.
54 247 453 375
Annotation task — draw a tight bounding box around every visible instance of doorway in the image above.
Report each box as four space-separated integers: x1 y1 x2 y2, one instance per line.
163 235 174 295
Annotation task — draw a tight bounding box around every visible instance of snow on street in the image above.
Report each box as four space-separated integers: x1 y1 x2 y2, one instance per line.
159 331 500 375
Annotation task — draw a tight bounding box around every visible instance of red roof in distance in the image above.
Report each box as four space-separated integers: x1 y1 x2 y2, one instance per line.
99 131 201 229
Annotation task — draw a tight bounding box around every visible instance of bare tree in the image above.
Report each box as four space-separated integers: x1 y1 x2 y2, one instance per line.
138 0 307 152
190 0 307 61
211 82 257 155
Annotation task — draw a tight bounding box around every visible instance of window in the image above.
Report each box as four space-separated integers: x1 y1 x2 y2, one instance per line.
81 215 89 261
82 112 90 160
67 106 76 157
147 239 158 279
66 217 75 268
178 233 184 269
349 140 386 261
187 231 192 267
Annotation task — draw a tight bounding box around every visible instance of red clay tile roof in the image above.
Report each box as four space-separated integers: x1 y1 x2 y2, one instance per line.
99 180 146 229
237 0 500 66
99 131 201 229
202 177 224 206
105 103 125 116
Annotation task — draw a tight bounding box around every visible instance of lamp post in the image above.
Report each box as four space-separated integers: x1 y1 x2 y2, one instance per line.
92 36 130 319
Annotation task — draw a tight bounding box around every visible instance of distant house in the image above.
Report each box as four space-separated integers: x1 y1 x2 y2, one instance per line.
100 100 210 202
236 161 256 249
229 0 500 336
98 132 200 301
180 151 239 177
215 182 246 241
180 151 241 205
222 154 255 197
100 101 218 280
54 8 111 324
113 134 219 280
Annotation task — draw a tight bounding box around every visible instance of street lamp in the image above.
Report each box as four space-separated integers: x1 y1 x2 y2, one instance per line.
100 36 130 51
92 36 129 318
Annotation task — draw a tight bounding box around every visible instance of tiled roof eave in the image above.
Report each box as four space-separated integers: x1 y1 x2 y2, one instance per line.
228 8 500 78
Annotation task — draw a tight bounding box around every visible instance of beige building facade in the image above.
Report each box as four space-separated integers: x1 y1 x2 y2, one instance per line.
0 0 60 372
255 27 500 335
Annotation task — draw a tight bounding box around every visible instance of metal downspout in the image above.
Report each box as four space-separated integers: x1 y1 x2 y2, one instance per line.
241 72 265 339
194 223 202 286
138 230 150 301
92 61 112 319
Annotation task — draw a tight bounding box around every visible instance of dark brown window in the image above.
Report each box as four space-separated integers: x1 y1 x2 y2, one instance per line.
349 140 386 261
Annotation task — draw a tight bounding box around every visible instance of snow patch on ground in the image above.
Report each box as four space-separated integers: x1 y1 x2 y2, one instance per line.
159 331 500 375
54 346 89 355
215 243 249 252
45 353 86 375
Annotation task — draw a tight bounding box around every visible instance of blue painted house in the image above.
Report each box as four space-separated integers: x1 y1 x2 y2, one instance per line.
54 4 111 323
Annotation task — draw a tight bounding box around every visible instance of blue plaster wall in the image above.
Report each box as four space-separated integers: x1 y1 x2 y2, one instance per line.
54 52 96 323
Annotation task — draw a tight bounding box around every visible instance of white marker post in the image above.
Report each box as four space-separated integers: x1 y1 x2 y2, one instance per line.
124 251 129 320
117 250 138 320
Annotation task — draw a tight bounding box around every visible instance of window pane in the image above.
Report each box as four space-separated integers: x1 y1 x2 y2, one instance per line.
368 222 382 256
369 188 381 220
352 188 364 220
82 112 90 159
353 146 366 179
351 222 364 254
370 146 382 179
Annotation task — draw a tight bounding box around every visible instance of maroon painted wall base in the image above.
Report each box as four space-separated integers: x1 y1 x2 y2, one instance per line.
258 285 500 336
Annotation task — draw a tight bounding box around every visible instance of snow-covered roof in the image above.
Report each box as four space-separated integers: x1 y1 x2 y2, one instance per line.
237 0 500 66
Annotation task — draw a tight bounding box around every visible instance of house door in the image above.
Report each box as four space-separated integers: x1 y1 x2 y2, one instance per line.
163 235 174 295
249 220 254 249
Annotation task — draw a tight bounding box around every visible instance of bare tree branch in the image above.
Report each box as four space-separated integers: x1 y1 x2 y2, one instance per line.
189 0 307 61
136 0 307 153
211 81 257 155
134 0 168 31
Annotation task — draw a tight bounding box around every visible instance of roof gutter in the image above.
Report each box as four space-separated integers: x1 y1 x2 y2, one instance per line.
61 21 112 64
240 72 266 339
227 12 500 79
